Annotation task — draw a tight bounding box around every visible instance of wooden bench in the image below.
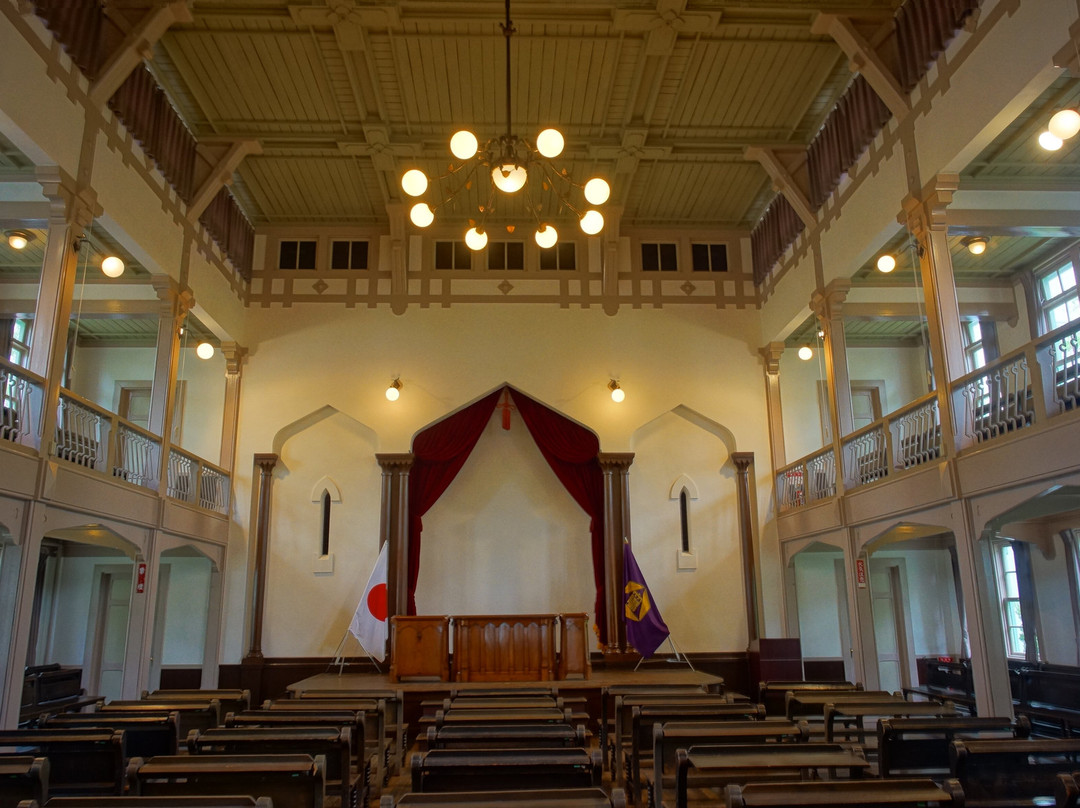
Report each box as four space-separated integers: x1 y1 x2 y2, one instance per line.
420 696 565 717
127 755 324 808
877 716 1030 778
1014 669 1080 738
38 798 273 808
430 707 575 729
757 681 860 718
188 727 361 808
646 721 809 808
424 723 588 751
624 704 767 800
1058 772 1080 808
722 777 958 807
20 667 91 725
784 691 896 722
0 730 124 795
949 738 1080 806
674 744 871 808
823 699 957 743
40 713 180 758
904 660 976 715
0 757 48 808
600 686 713 776
142 691 251 717
294 689 405 776
97 701 221 737
380 786 625 808
410 748 602 793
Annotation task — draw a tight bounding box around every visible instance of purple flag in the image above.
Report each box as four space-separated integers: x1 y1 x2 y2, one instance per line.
623 543 670 657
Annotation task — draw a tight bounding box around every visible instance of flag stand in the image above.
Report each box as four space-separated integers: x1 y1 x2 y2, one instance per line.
633 634 696 672
328 631 383 676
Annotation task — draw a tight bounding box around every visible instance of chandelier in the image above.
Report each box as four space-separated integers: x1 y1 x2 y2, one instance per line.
399 0 610 251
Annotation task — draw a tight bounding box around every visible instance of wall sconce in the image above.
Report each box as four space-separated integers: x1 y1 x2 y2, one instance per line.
101 255 125 278
386 378 402 401
5 230 32 250
876 254 896 273
196 341 215 360
963 236 988 255
798 345 814 361
608 379 625 403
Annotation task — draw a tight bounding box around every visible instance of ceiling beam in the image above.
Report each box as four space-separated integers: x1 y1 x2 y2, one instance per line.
946 209 1080 237
842 301 1019 323
744 146 816 227
186 140 263 222
811 13 910 119
90 1 194 107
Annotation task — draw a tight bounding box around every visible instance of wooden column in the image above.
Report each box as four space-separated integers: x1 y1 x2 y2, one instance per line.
148 278 193 441
811 278 853 441
732 452 760 643
598 452 634 653
377 453 413 625
245 454 278 662
218 342 247 471
758 342 787 472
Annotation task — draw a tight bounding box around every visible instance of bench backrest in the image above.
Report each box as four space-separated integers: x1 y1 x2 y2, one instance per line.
425 723 587 750
758 682 858 717
391 786 620 808
724 777 956 807
877 716 1029 777
187 728 351 781
128 754 324 808
410 748 601 792
41 797 272 808
784 690 893 720
653 720 809 772
950 738 1080 802
0 756 48 808
41 713 179 758
0 731 124 795
433 707 572 727
97 701 221 735
143 691 251 716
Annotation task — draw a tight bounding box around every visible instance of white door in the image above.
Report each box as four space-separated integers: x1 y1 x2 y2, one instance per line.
869 562 913 693
85 566 132 702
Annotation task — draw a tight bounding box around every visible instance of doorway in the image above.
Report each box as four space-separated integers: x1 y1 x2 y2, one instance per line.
869 559 915 692
84 565 132 702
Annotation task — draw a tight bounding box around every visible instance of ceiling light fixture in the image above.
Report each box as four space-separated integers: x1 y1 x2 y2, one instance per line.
963 236 989 256
386 378 402 401
608 379 625 403
1049 108 1080 140
5 230 32 250
876 254 896 273
1039 130 1064 151
101 255 125 278
196 341 215 360
400 0 610 250
797 346 814 361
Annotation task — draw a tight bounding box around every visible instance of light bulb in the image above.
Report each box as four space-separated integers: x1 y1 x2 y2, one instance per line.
1039 131 1064 151
101 255 125 277
966 237 988 256
401 169 428 197
535 225 558 249
535 128 564 158
386 379 401 401
876 254 896 273
798 346 813 361
7 232 28 250
1049 109 1080 140
491 163 527 193
609 380 625 402
409 202 434 227
450 130 478 160
465 227 488 251
196 341 214 360
584 177 610 205
580 210 604 235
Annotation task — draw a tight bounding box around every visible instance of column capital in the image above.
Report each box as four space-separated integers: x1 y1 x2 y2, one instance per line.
36 167 100 228
759 342 785 374
810 278 851 321
220 342 248 374
597 452 635 472
377 452 414 471
254 453 279 475
731 451 755 472
901 173 960 237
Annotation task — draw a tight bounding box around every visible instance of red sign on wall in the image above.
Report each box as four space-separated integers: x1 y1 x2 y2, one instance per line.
855 558 868 589
136 562 147 594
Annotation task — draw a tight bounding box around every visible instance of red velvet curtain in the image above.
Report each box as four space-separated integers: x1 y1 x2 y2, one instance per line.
896 0 981 92
509 390 607 645
405 387 608 644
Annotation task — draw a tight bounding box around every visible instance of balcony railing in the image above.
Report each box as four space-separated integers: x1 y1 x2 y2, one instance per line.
841 393 942 492
775 446 836 511
0 357 44 450
167 447 230 514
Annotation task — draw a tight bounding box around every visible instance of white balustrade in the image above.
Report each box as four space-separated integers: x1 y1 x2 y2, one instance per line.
1037 321 1080 415
0 357 44 448
56 391 108 470
168 447 230 514
775 447 836 512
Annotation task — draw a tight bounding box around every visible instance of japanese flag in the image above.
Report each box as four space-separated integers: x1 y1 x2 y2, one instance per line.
348 542 388 660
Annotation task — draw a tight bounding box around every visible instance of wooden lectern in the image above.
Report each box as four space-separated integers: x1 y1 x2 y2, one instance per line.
389 615 451 682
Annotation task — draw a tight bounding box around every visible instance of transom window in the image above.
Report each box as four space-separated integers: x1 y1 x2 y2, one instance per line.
691 243 728 272
642 243 678 272
1038 260 1080 333
539 242 576 271
994 542 1026 658
279 239 317 270
330 240 368 270
435 241 472 270
488 242 525 270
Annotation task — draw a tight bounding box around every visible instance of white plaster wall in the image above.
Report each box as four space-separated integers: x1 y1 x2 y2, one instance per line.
846 346 930 414
629 409 745 652
176 345 226 463
68 347 156 413
872 548 962 656
159 555 212 665
1029 543 1078 666
417 410 595 622
779 348 827 463
792 550 844 659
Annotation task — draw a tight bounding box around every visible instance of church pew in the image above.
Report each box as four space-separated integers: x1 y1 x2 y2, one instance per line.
0 730 124 795
877 715 1030 778
722 777 959 808
1058 772 1080 808
903 660 976 715
620 702 765 799
420 696 564 717
757 681 860 718
0 757 48 808
949 738 1080 806
40 713 179 758
260 699 387 785
37 798 273 808
645 721 809 808
600 686 714 777
142 691 251 718
380 787 625 808
126 754 324 808
294 689 405 775
424 722 589 751
783 690 896 722
822 698 957 744
96 702 221 737
409 748 602 793
430 707 575 729
187 727 362 807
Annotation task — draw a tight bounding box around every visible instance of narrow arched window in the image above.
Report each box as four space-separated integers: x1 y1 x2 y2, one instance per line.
679 489 691 553
320 490 331 555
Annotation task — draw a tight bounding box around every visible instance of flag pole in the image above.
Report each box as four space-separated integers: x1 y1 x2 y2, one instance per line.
329 630 384 675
